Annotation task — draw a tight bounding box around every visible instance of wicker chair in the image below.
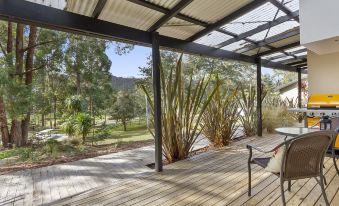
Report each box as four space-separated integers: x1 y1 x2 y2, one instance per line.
247 131 335 206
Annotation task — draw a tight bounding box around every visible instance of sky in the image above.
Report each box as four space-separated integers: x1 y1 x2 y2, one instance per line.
106 43 272 78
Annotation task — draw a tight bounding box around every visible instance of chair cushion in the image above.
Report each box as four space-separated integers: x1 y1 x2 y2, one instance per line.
253 157 270 168
265 146 285 173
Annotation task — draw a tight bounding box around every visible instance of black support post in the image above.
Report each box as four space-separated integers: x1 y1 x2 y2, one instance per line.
256 57 263 137
152 32 163 172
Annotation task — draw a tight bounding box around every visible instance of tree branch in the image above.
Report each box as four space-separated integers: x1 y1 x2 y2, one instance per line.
13 64 45 76
21 40 55 53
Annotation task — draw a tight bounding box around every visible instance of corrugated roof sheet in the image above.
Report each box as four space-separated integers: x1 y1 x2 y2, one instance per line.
26 0 65 9
195 31 233 47
65 0 97 16
157 17 204 40
99 0 164 31
221 2 285 35
26 0 303 67
180 0 253 24
148 0 181 9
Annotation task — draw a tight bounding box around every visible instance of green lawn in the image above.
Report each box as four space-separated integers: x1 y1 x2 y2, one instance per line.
95 122 153 145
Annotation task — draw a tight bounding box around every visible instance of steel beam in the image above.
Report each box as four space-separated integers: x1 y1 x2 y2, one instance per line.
127 0 207 27
148 0 193 32
188 0 269 41
269 0 299 22
92 0 107 19
216 11 299 48
256 57 262 137
152 32 162 172
236 28 300 53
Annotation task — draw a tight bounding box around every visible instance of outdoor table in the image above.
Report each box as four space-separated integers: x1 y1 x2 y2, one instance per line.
275 127 319 137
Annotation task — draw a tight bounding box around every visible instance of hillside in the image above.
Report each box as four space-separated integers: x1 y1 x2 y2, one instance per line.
111 75 139 91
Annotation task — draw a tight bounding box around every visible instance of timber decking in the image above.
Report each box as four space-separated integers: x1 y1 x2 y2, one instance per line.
51 134 339 206
1 134 338 205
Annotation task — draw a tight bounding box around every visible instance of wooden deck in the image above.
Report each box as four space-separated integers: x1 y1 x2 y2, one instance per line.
49 134 339 206
1 134 338 205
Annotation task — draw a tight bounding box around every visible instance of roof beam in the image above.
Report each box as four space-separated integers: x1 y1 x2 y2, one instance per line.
188 0 269 41
216 11 299 48
278 55 307 64
257 41 300 56
236 28 300 53
269 0 299 22
286 59 307 66
127 0 207 27
127 0 259 46
148 0 193 32
92 0 107 19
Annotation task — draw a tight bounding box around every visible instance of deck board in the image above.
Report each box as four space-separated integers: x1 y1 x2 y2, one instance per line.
1 133 338 205
52 134 339 206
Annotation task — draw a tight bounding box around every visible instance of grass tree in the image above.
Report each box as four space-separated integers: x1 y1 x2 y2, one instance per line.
141 54 218 163
75 113 92 143
202 80 240 147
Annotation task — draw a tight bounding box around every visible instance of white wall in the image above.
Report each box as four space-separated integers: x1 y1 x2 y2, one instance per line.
300 0 339 54
308 50 339 94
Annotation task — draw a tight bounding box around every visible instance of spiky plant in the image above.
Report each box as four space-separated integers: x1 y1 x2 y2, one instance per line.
140 54 218 163
202 80 240 147
238 84 257 137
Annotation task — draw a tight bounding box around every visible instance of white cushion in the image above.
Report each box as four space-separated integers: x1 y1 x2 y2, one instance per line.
265 146 286 173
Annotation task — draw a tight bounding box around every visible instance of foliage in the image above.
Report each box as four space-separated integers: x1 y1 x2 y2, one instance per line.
75 113 92 143
65 95 85 115
263 95 297 133
111 92 137 131
61 117 76 137
45 139 60 156
202 81 240 147
141 54 218 163
237 84 258 137
18 148 34 161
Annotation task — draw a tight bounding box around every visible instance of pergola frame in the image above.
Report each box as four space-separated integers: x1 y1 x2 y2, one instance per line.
0 0 307 172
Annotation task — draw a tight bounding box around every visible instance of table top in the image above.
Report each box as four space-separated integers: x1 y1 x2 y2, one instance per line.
275 127 319 137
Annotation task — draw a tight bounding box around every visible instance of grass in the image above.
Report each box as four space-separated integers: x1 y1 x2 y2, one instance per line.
0 120 153 172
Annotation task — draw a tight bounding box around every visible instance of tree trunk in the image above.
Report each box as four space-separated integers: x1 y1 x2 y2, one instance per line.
0 22 12 147
10 120 22 147
21 25 37 146
76 70 81 94
123 120 127 131
0 98 10 147
9 23 25 146
53 96 57 128
41 113 45 128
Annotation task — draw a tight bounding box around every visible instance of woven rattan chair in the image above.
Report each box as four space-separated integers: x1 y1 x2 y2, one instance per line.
247 131 335 206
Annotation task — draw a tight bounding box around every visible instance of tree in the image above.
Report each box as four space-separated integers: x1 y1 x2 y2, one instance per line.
111 92 136 131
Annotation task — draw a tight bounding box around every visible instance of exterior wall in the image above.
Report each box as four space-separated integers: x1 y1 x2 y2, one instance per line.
280 87 298 101
308 50 339 94
300 0 339 54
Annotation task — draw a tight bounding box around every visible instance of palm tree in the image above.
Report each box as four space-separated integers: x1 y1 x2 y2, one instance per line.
75 113 92 143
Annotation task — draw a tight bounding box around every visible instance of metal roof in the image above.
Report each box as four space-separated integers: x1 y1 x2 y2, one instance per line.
5 0 306 71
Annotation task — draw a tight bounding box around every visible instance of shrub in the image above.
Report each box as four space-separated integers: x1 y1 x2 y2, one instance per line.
237 84 257 136
19 148 34 161
62 118 76 137
202 82 240 147
68 137 81 146
140 54 218 163
45 139 60 156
